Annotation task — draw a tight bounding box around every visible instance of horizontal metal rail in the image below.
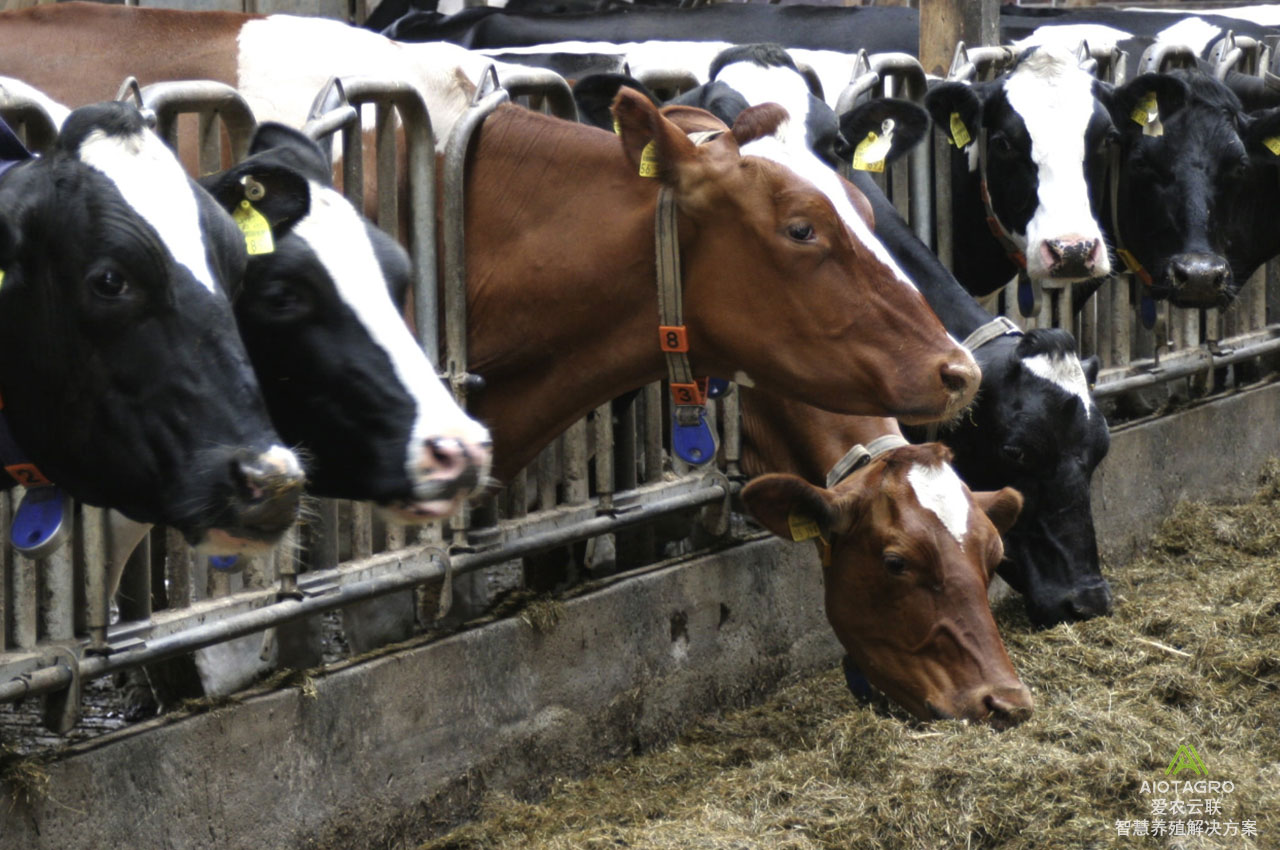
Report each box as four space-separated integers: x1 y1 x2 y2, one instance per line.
1094 332 1280 399
0 478 733 705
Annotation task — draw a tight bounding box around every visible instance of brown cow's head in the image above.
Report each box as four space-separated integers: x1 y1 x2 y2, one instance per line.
742 443 1032 728
610 89 979 425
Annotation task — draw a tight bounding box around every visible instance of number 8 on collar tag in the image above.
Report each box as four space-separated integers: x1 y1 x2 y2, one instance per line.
233 200 275 255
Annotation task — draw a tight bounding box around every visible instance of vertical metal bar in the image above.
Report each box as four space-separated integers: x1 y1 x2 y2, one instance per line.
644 382 664 484
352 503 374 561
165 527 192 609
12 551 38 648
43 534 75 642
313 501 341 571
564 419 590 505
510 469 529 519
933 133 954 270
909 139 933 246
342 109 364 209
375 102 398 240
615 396 639 494
593 402 614 510
197 110 221 176
722 386 742 481
538 442 559 512
1112 278 1131 368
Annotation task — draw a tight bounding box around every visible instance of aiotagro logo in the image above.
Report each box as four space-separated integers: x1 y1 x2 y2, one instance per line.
1114 743 1259 840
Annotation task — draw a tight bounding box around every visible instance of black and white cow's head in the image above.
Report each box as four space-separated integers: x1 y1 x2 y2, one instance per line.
201 123 492 521
941 329 1111 627
1101 70 1280 308
0 103 304 551
926 45 1115 288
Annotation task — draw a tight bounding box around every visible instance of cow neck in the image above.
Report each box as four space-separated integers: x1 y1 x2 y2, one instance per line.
978 128 1031 281
1107 143 1155 289
464 110 685 482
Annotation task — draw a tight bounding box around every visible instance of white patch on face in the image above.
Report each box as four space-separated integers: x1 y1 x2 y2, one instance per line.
1002 46 1110 279
1013 23 1133 53
907 461 971 547
1022 353 1094 418
720 64 918 292
263 444 304 479
1154 18 1224 55
290 184 491 476
732 370 757 388
75 128 219 294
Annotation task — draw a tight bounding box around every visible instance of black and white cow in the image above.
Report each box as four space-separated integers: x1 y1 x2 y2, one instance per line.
0 102 304 551
599 45 1114 626
201 123 492 521
1099 69 1280 308
924 45 1115 299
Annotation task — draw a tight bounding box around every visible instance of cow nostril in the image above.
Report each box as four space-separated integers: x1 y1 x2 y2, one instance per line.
1044 239 1064 262
940 360 974 395
424 437 467 474
983 692 1034 728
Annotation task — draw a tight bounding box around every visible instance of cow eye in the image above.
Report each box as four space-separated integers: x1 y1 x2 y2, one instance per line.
255 279 311 319
989 133 1013 155
786 222 816 243
89 270 129 298
883 554 908 576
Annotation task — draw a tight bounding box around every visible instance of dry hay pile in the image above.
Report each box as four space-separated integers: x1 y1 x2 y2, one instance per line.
422 464 1280 850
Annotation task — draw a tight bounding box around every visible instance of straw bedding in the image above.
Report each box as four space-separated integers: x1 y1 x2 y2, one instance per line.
422 463 1280 850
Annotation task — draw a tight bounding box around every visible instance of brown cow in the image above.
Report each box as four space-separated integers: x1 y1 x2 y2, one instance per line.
740 387 1033 728
467 93 978 480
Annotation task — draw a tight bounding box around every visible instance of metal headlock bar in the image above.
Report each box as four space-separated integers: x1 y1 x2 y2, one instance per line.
0 88 58 153
137 80 258 174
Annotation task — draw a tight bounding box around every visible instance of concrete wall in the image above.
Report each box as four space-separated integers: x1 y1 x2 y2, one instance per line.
4 382 1280 849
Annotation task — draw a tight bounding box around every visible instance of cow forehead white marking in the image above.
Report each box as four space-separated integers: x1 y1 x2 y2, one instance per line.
1154 18 1223 54
1014 23 1133 53
76 128 219 295
722 65 918 292
907 462 971 547
290 185 491 460
1002 46 1109 276
1022 353 1094 418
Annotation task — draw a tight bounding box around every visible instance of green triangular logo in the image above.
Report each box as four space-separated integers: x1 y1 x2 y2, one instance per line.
1166 744 1207 776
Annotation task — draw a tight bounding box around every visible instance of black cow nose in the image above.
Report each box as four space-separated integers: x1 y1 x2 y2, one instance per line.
1169 253 1230 303
1043 236 1101 278
1065 579 1113 620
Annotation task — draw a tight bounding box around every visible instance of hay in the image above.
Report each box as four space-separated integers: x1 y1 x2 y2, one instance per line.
421 468 1280 850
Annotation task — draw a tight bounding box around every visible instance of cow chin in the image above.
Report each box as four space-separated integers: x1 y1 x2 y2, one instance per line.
192 527 282 557
376 496 469 524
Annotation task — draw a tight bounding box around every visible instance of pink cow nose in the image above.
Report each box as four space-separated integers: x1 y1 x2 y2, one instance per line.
412 436 492 504
423 437 469 477
1042 235 1102 279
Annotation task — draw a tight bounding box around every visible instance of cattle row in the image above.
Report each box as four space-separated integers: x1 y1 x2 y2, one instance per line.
1 1 1278 735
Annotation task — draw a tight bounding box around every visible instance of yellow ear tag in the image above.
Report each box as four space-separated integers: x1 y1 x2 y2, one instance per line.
612 116 622 136
232 200 274 256
0 269 5 292
638 140 660 178
1263 136 1280 156
852 118 895 172
1131 92 1163 137
949 111 972 148
787 510 823 543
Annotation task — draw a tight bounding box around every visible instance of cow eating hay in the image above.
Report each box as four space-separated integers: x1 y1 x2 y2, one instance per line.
420 464 1280 849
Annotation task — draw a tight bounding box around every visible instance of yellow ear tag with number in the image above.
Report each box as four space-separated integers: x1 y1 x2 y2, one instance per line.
852 118 896 172
232 200 274 255
1131 92 1163 137
787 510 823 543
949 111 972 148
1263 136 1280 156
638 140 660 178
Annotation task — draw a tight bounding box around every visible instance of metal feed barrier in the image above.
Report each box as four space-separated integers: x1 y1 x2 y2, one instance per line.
5 32 1280 734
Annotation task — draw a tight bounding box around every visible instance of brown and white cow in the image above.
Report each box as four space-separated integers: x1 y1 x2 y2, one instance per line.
465 94 978 480
740 387 1032 728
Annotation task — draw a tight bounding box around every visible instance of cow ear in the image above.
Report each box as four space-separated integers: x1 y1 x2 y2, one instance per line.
730 102 789 148
740 474 844 543
972 486 1023 536
611 86 699 183
248 122 334 186
1081 354 1101 387
838 98 930 168
200 161 312 236
924 81 982 148
1104 73 1188 135
1240 105 1280 159
574 74 657 132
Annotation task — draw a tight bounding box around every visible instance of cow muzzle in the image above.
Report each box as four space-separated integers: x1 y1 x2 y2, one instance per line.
1167 253 1233 308
193 445 305 554
384 435 493 523
936 682 1034 730
1040 235 1105 280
